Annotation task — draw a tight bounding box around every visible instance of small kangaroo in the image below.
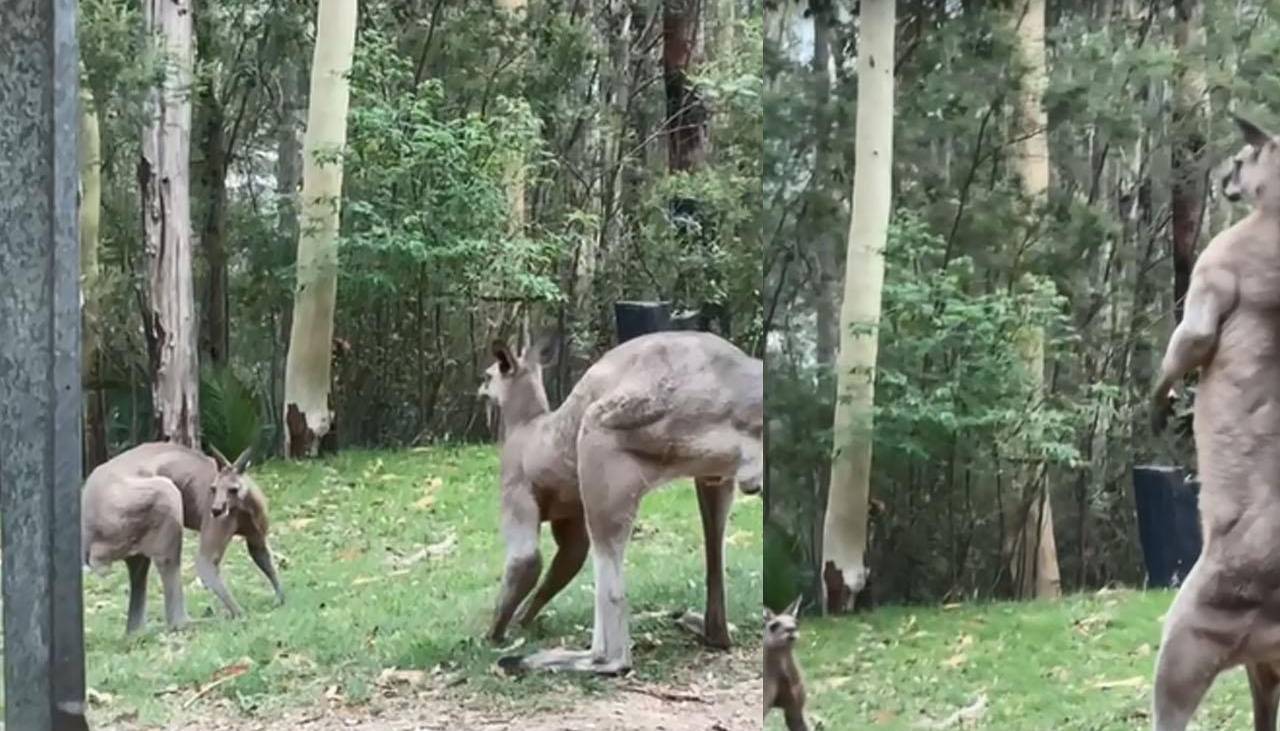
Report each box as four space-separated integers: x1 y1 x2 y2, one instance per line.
81 441 284 635
1149 115 1280 731
764 597 809 731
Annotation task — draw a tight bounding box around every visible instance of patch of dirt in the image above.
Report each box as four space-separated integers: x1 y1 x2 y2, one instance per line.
99 653 762 731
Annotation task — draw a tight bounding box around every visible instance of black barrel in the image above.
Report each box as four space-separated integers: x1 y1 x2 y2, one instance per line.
1132 465 1202 588
615 301 672 344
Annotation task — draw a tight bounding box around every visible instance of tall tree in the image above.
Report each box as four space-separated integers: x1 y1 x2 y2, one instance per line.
1007 0 1061 600
663 0 709 173
79 80 108 470
1171 0 1206 325
140 0 200 447
283 0 359 457
497 0 528 235
821 0 895 614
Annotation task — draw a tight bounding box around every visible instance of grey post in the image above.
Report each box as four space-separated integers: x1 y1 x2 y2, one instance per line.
0 0 91 729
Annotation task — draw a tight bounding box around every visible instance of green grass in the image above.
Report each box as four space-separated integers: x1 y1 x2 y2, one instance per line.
70 446 762 726
769 588 1258 731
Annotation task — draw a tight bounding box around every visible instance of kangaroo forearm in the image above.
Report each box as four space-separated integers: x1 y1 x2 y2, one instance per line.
196 554 243 616
247 541 285 602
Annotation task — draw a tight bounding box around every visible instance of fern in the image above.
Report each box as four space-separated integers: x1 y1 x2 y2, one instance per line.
199 366 265 461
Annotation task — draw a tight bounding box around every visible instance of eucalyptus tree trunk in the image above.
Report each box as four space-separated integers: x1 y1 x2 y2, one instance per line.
140 0 200 448
79 82 108 470
821 0 895 614
663 0 708 173
196 8 230 366
283 0 358 457
497 0 528 234
1008 0 1061 600
1171 0 1206 325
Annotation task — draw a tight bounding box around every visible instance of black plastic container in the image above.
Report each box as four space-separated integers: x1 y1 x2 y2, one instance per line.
614 301 672 344
1132 465 1203 588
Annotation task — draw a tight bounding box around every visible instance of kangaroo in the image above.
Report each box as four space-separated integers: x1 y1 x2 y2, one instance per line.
479 330 763 674
82 442 284 635
764 597 809 731
1149 115 1280 731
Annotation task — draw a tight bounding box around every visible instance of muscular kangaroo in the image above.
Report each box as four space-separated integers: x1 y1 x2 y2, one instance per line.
1149 115 1280 731
765 598 809 731
479 331 763 674
82 442 284 635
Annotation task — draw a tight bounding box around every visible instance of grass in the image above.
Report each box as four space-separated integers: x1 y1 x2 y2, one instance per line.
769 588 1258 731
66 445 762 726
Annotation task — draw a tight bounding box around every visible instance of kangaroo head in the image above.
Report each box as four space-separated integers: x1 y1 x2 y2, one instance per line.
208 445 253 518
479 335 557 426
763 596 803 651
1222 115 1280 208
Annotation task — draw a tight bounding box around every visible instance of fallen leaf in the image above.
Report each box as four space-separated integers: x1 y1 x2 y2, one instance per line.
916 694 987 729
377 668 427 686
1092 676 1145 690
873 709 898 724
87 688 114 706
942 653 967 669
426 532 457 559
287 517 314 531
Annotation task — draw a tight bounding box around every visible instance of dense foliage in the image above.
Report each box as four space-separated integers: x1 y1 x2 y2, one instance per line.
78 0 764 457
765 0 1280 604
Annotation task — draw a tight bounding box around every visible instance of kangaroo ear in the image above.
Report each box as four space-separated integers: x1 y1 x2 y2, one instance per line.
523 333 558 366
492 340 517 375
763 606 775 621
1235 114 1273 149
232 447 253 474
784 596 803 617
208 444 231 469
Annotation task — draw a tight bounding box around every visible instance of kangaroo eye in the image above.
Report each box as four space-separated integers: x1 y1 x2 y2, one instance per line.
768 621 781 632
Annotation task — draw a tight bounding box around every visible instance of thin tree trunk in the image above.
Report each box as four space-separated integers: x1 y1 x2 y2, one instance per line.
80 81 108 470
1007 0 1061 600
283 0 359 458
497 0 528 234
821 0 895 615
140 0 200 448
812 3 839 369
198 80 230 365
663 0 709 172
1171 0 1205 325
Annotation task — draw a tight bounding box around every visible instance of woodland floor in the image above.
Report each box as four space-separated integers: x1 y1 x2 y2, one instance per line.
775 587 1253 731
5 446 763 730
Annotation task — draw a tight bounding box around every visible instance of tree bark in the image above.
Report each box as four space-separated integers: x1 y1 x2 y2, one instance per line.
283 0 359 458
822 0 895 614
197 56 230 365
497 0 528 234
662 0 708 173
1171 0 1205 325
1008 0 1061 600
140 0 200 448
79 80 108 471
812 2 839 370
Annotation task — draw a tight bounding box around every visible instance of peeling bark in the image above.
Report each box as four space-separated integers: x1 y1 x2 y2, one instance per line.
141 0 200 448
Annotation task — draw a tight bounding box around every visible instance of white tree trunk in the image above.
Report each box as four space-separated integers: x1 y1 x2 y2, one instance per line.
283 0 358 457
141 0 200 447
821 0 895 613
1008 0 1061 600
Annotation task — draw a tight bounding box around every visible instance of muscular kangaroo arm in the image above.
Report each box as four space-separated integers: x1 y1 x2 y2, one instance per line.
489 487 542 644
246 538 285 605
196 517 244 618
1152 266 1236 433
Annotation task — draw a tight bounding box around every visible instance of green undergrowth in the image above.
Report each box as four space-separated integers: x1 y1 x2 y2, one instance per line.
7 445 761 726
769 588 1256 731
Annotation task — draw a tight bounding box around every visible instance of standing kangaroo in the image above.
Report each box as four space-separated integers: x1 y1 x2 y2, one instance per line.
479 331 763 674
1149 115 1280 731
765 598 809 731
82 442 284 635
